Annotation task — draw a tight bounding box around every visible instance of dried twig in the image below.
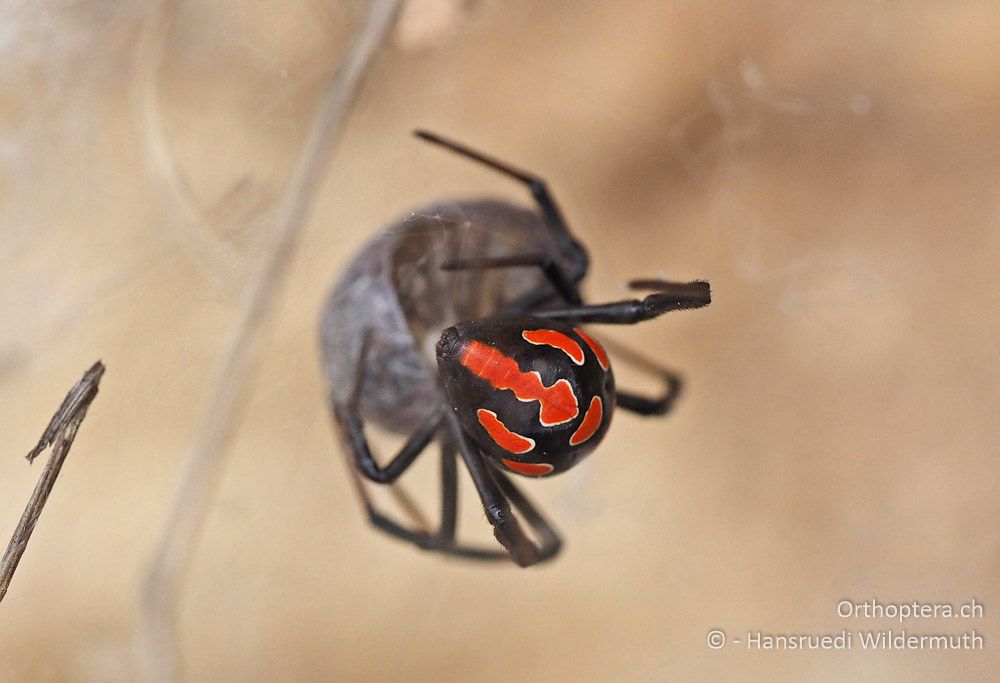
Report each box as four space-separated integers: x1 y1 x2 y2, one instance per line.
138 1 404 680
0 361 105 605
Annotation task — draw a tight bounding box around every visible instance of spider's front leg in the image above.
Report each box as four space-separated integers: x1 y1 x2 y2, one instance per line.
532 278 710 417
532 279 711 324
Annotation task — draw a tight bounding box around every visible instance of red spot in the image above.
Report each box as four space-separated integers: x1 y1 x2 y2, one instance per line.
460 341 579 426
522 329 584 365
570 396 603 446
575 328 610 370
501 459 554 477
477 409 535 454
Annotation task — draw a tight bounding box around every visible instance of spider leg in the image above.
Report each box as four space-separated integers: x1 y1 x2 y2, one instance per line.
528 279 705 413
492 470 561 562
598 336 685 417
345 438 510 560
337 405 442 484
531 279 710 324
441 252 582 305
616 381 683 416
336 332 512 560
568 279 703 414
435 437 458 544
445 411 561 567
334 399 444 541
433 438 521 560
415 130 588 273
336 331 443 484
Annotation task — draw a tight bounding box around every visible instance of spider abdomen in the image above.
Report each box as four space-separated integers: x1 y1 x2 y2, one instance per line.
437 316 615 477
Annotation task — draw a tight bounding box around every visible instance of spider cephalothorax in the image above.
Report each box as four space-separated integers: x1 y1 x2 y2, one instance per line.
437 316 615 477
321 129 711 566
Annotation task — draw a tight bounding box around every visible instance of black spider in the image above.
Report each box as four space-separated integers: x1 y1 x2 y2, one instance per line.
320 131 710 566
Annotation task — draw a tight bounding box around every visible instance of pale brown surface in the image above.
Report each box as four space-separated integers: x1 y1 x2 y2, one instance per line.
1 1 998 681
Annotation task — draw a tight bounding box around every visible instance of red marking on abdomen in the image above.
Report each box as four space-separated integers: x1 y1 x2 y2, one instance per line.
477 409 535 454
502 459 554 477
522 329 584 365
570 396 603 446
460 341 579 426
575 328 610 370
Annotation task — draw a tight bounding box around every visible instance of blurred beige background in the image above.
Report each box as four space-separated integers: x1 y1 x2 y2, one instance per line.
1 0 998 680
